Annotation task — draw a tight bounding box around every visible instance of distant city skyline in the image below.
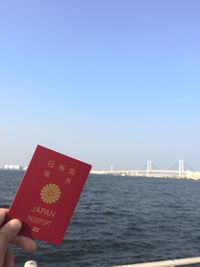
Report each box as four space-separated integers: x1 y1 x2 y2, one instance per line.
0 0 200 170
0 159 198 172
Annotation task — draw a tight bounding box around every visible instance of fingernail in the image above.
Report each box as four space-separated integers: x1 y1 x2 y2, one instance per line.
10 219 22 232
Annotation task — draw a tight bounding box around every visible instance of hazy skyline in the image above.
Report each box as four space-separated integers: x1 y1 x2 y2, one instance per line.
0 1 200 170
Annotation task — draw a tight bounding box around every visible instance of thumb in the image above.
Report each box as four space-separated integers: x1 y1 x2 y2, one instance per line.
0 219 22 264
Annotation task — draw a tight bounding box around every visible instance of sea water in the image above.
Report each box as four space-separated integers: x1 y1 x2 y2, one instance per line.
1 170 200 267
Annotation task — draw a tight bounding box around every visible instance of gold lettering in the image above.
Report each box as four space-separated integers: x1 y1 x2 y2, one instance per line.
43 170 50 177
30 205 56 218
58 164 65 172
48 160 55 168
32 226 40 232
27 215 52 227
65 177 72 185
69 168 76 176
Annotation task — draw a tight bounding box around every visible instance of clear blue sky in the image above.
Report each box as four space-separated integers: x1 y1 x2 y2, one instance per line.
0 0 200 170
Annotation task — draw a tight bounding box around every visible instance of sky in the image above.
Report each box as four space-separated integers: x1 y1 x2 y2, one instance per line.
0 0 200 170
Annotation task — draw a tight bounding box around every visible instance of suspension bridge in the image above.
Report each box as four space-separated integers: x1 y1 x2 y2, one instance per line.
91 160 200 179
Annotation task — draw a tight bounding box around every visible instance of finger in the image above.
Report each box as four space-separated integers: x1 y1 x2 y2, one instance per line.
0 209 8 226
0 219 22 251
0 208 9 212
0 209 9 214
3 249 15 267
0 209 8 213
12 235 37 253
0 219 21 267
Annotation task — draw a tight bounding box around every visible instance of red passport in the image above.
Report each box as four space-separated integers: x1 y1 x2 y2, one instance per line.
7 145 92 244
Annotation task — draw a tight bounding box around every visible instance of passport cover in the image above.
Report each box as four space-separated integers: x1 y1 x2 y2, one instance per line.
7 145 92 244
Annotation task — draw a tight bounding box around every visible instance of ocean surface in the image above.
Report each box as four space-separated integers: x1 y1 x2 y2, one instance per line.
1 170 200 267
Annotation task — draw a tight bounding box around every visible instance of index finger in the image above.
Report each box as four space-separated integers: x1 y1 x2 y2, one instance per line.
0 219 22 266
12 235 37 253
0 208 8 226
0 219 22 246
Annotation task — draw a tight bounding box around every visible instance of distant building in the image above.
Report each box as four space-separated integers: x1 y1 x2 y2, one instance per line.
186 171 200 179
2 165 23 170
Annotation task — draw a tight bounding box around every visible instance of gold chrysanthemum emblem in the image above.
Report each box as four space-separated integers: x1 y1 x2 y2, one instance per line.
40 183 61 204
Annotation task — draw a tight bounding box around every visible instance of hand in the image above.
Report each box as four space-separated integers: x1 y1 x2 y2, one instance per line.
0 208 37 267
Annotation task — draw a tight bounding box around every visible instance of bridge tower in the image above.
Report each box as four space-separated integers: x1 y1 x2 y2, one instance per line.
178 159 184 177
147 160 152 177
